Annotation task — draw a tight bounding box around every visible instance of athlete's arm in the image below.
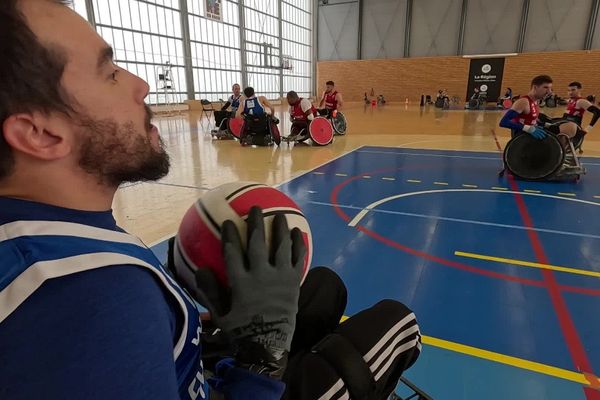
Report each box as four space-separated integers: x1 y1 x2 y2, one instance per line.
260 96 274 115
335 93 343 110
318 91 326 108
499 98 529 131
578 98 600 130
235 96 246 118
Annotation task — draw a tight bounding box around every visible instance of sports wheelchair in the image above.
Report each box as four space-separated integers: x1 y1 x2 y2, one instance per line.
227 114 282 146
282 116 334 146
500 121 586 182
317 109 347 135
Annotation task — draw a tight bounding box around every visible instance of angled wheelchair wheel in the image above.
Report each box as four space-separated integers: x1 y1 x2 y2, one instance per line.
331 112 347 135
503 133 564 181
309 117 334 146
227 117 244 139
270 121 281 145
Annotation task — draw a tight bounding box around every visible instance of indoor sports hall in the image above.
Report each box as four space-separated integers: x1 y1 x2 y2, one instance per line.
4 1 600 399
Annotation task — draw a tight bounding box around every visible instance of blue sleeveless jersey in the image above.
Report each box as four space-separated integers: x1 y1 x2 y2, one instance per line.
0 200 207 400
243 95 265 116
229 94 241 112
0 197 285 400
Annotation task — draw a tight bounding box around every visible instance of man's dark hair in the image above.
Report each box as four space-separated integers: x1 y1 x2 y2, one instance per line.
0 0 73 180
243 87 255 97
326 81 334 86
531 75 553 87
286 91 299 100
568 81 582 89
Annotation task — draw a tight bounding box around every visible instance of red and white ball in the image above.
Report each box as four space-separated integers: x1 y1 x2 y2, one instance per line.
173 182 312 289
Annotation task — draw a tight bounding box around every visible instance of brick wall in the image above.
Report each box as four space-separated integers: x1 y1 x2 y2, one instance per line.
317 50 600 103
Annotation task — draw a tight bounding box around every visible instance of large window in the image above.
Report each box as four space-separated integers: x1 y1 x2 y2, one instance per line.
188 0 242 101
92 0 187 105
69 0 314 103
282 0 312 98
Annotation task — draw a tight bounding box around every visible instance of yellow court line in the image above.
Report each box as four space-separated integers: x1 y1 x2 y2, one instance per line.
407 179 421 183
421 336 592 386
340 314 592 385
434 182 449 186
455 251 600 278
524 189 541 194
362 175 371 179
313 172 325 175
335 173 348 177
594 195 600 199
558 192 577 197
382 177 396 181
462 184 478 188
491 186 508 191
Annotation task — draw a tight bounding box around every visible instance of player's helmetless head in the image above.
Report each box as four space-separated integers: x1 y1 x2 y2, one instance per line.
567 82 582 99
0 0 169 188
232 84 241 96
286 91 299 105
530 75 553 100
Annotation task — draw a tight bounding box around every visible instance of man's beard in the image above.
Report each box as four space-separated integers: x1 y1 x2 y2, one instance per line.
77 106 170 187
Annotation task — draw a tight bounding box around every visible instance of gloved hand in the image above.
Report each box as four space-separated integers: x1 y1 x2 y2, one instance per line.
271 116 280 124
194 207 306 378
524 124 546 140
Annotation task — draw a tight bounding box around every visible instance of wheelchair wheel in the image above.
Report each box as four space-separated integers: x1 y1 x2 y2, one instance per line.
504 133 564 180
270 121 281 145
331 112 347 135
228 117 244 139
309 117 334 146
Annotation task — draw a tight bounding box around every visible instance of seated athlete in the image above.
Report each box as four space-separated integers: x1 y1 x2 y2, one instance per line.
213 83 242 135
561 81 600 133
222 83 242 115
499 75 581 169
287 91 317 139
497 87 513 107
236 86 275 119
317 80 343 117
235 87 278 145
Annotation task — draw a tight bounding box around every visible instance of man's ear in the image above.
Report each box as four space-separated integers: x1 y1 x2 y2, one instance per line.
2 112 72 160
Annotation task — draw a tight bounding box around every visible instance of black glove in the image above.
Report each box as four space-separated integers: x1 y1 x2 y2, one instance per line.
271 116 280 124
194 207 306 378
221 101 232 111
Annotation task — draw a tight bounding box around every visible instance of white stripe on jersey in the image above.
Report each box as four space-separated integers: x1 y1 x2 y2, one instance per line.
0 220 146 247
0 251 191 360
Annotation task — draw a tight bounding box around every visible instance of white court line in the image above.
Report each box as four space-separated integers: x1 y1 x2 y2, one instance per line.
355 150 500 161
149 145 365 249
346 189 600 227
356 149 600 164
308 201 600 240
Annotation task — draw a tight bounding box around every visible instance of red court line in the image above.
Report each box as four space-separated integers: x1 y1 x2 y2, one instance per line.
507 175 600 399
330 170 600 295
560 286 600 296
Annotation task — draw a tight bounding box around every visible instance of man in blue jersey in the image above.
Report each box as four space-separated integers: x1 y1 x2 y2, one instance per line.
235 87 280 145
212 83 242 137
0 2 422 400
236 87 275 118
0 1 302 399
